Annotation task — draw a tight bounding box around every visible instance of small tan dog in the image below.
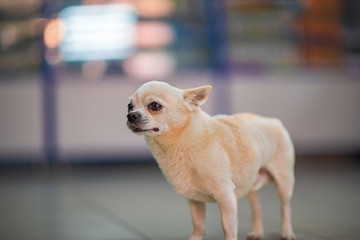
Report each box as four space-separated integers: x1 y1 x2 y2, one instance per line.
126 81 295 240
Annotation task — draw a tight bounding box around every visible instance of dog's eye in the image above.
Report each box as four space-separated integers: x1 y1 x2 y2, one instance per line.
128 103 133 112
148 102 162 112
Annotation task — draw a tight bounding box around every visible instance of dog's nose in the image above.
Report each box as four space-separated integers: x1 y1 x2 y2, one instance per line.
127 112 141 123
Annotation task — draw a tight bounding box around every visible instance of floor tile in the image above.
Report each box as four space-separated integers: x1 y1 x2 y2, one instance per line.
0 159 359 240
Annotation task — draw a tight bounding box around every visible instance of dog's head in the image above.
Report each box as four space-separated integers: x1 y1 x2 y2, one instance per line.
126 81 212 136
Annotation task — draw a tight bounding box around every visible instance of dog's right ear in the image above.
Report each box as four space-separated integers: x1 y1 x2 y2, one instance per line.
184 85 212 111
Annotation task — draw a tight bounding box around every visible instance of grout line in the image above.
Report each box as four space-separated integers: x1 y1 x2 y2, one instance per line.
291 227 339 240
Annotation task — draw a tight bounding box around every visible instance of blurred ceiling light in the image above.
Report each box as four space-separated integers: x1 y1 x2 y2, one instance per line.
136 21 174 48
58 4 137 62
123 51 175 80
136 0 174 18
44 19 64 49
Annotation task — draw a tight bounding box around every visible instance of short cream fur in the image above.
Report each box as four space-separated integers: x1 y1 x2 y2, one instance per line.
126 81 296 240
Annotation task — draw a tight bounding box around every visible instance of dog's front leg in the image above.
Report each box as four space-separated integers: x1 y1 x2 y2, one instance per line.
215 192 238 240
188 199 206 240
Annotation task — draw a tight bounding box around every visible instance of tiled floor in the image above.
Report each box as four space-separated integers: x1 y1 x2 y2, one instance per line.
0 158 359 240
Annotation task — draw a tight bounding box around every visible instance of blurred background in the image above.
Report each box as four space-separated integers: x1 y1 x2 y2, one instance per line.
0 0 360 164
1 1 360 240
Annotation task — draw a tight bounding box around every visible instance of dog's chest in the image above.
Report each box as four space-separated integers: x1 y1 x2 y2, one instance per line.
156 150 193 191
153 148 214 201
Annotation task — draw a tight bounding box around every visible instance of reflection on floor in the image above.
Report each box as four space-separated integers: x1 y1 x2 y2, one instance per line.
0 157 359 240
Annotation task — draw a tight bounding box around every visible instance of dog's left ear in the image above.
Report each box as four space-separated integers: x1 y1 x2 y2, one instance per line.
184 85 212 110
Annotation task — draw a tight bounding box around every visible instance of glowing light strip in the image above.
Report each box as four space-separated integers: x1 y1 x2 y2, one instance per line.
59 4 137 62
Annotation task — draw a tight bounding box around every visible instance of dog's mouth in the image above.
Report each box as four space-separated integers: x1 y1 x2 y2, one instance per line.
127 120 160 134
131 127 160 133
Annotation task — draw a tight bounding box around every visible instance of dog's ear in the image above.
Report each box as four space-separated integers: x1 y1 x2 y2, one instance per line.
184 85 212 110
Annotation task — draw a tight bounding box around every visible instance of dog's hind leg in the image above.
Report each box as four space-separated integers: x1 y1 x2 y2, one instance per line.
247 190 264 240
274 171 295 240
267 152 296 240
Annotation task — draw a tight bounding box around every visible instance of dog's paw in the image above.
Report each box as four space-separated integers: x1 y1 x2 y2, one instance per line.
189 233 204 240
281 237 296 240
247 232 263 240
280 233 296 240
189 237 202 240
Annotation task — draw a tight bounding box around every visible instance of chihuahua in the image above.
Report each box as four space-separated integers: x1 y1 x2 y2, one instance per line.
126 81 295 240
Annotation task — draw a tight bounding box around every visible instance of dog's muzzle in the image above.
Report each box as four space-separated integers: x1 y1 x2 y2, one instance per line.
127 111 160 133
